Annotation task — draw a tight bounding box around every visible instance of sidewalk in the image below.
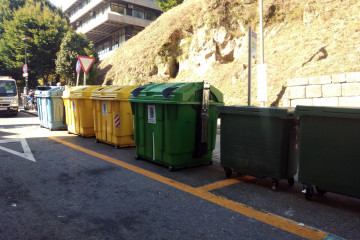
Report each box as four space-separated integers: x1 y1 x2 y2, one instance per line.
19 105 38 117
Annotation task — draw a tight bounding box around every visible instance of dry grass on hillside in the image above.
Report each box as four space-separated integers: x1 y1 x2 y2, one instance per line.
97 0 201 84
98 0 360 106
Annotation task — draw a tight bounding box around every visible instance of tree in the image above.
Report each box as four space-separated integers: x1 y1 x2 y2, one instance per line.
0 0 26 35
155 0 183 12
56 30 99 85
0 0 69 88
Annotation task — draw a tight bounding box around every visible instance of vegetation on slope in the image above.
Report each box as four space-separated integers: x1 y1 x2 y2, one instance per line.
98 0 360 106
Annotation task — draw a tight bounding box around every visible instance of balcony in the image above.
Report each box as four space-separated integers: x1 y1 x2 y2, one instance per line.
76 11 152 43
65 0 161 23
68 0 103 23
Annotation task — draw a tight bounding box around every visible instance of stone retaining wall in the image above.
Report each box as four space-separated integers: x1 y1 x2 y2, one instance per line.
282 72 360 107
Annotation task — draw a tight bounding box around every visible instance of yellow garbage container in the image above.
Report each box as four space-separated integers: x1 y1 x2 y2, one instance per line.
63 85 101 137
90 85 138 148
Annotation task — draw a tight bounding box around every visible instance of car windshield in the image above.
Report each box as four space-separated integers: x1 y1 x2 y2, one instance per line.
0 80 17 96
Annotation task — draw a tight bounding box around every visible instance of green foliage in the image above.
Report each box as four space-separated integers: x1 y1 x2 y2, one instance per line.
0 0 69 88
55 30 99 85
0 0 26 35
155 0 183 12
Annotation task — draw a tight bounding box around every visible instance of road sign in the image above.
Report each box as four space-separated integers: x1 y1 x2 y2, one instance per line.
23 64 28 73
251 31 257 59
257 63 267 102
23 73 28 77
78 55 95 74
76 60 81 74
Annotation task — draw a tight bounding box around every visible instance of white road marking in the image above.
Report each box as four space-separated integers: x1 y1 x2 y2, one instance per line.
0 138 36 162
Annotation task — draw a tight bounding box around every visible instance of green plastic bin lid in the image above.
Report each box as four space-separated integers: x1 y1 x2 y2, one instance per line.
295 105 360 119
129 82 224 105
216 105 294 119
35 86 64 98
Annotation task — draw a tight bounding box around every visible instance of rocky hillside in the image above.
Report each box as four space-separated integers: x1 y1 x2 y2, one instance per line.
97 0 360 106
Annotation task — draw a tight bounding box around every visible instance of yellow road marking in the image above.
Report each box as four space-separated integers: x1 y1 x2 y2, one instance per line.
49 136 328 240
198 178 242 192
197 176 257 192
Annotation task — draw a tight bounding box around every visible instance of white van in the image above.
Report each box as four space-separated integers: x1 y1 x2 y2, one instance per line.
0 77 18 116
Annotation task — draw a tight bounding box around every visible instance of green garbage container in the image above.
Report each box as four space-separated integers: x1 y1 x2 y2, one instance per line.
295 105 360 200
217 106 297 189
129 82 224 170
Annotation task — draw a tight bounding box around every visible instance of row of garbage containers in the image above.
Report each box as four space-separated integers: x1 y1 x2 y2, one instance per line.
35 82 223 170
35 82 360 201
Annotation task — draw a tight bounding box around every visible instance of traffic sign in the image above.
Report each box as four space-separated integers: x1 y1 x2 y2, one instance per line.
251 31 257 59
23 64 28 73
76 60 81 74
77 55 95 74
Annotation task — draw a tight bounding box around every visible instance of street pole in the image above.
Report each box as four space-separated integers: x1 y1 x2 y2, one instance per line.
248 27 251 106
259 0 264 65
22 37 28 95
25 46 28 95
259 0 266 107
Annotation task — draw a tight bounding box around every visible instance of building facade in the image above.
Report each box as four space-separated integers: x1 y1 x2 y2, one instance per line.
63 0 162 60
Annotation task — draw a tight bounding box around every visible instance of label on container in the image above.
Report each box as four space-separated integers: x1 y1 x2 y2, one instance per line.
102 102 107 116
148 105 156 124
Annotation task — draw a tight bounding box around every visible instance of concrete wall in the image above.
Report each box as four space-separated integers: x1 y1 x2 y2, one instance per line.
282 72 360 107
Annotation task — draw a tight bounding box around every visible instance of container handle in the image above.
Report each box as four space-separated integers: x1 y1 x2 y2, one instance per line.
201 81 210 143
161 87 179 99
131 87 146 98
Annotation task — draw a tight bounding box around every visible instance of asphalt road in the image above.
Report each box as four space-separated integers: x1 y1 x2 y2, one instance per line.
0 112 359 240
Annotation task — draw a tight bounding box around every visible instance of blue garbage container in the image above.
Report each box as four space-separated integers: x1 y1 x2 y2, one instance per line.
35 87 66 130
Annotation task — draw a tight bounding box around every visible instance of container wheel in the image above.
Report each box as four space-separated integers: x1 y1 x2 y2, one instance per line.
135 155 141 160
94 139 98 143
303 185 314 201
168 166 174 172
114 145 119 149
272 179 279 190
315 186 327 196
224 167 232 178
288 177 295 187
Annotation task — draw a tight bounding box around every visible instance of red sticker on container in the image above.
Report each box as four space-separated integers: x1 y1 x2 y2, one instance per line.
114 114 120 128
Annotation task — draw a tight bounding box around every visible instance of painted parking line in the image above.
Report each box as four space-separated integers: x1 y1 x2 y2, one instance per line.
49 136 329 240
197 175 256 192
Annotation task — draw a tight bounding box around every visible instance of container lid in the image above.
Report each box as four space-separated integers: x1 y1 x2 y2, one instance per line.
129 82 224 105
90 85 139 101
216 105 294 119
62 85 102 99
35 87 64 98
295 105 360 119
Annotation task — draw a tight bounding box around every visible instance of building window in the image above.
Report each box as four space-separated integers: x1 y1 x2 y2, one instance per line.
111 29 126 50
132 7 145 19
145 11 156 21
97 40 110 56
110 2 126 15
